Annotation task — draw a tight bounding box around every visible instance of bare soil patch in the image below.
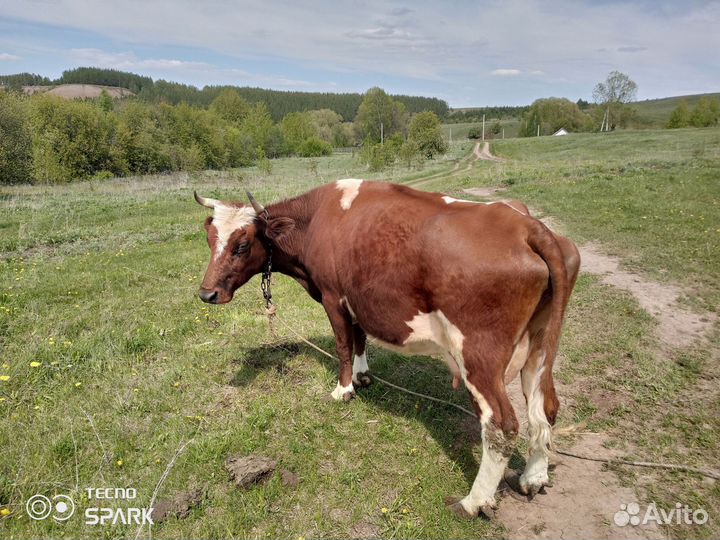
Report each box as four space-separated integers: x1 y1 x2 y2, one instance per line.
498 379 663 540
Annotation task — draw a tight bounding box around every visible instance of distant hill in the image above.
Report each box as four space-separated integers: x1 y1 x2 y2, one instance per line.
0 67 449 121
20 84 135 99
632 93 720 126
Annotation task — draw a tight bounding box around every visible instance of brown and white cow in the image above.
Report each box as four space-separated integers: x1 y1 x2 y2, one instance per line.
195 180 580 519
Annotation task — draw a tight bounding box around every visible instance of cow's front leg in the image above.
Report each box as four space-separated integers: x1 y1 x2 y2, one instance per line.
324 297 355 402
352 324 372 388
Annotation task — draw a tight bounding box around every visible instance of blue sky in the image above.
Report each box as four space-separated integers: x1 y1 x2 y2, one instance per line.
0 0 718 107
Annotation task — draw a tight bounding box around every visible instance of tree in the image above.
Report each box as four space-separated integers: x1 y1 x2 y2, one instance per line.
0 92 33 184
355 87 406 144
518 98 591 137
592 71 638 130
408 111 447 159
667 101 690 129
689 97 720 127
98 89 114 113
210 88 250 124
281 111 318 155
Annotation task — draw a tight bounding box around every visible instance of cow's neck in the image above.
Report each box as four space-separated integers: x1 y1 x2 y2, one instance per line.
263 192 318 285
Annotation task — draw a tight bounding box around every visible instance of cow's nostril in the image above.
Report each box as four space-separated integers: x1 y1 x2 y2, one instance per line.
198 289 218 304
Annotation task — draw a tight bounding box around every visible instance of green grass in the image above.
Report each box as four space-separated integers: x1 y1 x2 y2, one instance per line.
1 128 719 539
633 93 720 127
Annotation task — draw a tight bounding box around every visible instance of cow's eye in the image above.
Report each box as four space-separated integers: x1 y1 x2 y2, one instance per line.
234 242 250 255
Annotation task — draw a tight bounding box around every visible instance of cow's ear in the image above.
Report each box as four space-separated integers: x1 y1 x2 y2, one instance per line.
265 217 296 245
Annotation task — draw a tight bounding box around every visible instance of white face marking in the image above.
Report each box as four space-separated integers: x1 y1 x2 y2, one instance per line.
336 178 363 210
330 381 354 400
352 352 369 384
212 204 257 259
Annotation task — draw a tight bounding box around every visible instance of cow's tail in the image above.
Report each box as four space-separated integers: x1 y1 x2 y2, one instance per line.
527 221 569 452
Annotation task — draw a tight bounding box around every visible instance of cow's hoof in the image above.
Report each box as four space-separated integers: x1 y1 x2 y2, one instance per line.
444 497 476 520
479 504 497 521
519 477 552 500
353 371 373 388
501 469 528 501
329 382 356 402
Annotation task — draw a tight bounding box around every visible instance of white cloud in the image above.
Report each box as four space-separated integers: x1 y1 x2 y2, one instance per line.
0 53 20 61
491 69 522 76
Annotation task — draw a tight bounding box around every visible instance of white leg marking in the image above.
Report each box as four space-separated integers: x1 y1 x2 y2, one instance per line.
520 353 552 490
330 381 354 401
352 352 369 384
457 388 509 514
336 178 363 210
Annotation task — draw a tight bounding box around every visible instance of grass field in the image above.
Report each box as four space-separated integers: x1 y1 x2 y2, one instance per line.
1 128 719 539
632 93 720 127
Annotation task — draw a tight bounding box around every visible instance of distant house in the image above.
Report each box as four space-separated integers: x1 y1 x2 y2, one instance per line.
552 128 569 136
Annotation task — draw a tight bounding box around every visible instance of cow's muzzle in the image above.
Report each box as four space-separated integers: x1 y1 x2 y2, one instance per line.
198 288 219 304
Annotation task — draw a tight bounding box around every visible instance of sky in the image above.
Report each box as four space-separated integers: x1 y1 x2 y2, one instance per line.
0 0 718 107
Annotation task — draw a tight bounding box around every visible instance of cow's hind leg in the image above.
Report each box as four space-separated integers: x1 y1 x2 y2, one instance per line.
518 338 556 497
352 324 372 388
447 345 518 519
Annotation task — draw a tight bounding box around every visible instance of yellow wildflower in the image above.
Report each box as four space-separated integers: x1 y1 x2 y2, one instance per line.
381 507 389 514
0 376 9 382
30 361 42 368
74 382 82 388
116 459 123 467
0 507 10 516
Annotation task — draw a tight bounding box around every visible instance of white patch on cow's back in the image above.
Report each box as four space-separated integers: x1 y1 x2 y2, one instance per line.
212 204 256 259
442 195 524 214
336 178 363 210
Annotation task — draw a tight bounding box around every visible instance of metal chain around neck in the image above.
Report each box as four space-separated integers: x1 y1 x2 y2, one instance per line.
259 208 273 310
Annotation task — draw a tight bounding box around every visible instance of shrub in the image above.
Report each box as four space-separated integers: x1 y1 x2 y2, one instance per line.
298 137 332 157
0 92 33 184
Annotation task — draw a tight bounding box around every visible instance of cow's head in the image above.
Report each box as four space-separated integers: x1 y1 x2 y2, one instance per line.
194 191 293 304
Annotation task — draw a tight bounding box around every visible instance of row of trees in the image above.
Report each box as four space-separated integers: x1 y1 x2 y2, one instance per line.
667 98 720 128
516 71 638 136
0 86 448 184
1 67 449 121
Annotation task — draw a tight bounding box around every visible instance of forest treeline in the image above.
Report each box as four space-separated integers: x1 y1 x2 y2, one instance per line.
0 84 448 184
0 67 449 121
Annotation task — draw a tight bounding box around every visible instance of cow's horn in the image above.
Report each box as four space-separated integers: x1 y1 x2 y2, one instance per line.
194 191 218 209
246 191 265 214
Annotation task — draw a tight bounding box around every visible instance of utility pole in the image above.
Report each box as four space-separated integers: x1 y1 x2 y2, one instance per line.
449 127 452 145
502 128 505 140
537 123 540 137
380 122 384 145
482 114 485 141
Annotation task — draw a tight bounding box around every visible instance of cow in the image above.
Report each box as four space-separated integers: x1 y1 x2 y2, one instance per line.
194 179 580 519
